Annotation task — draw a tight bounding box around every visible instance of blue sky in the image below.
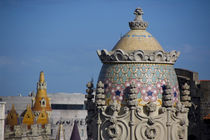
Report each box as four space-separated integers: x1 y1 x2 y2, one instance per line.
0 0 210 96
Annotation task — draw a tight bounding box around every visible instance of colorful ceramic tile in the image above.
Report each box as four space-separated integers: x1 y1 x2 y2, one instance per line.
98 63 179 106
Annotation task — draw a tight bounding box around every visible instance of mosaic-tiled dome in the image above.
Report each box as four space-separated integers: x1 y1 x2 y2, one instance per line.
97 8 180 107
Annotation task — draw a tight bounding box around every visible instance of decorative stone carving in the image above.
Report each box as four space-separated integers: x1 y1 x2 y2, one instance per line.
178 127 185 139
84 81 96 139
5 123 51 140
129 8 148 30
95 81 106 109
180 83 192 108
107 124 119 138
145 127 157 139
127 82 138 109
110 100 121 117
97 49 180 64
101 119 129 140
85 81 95 111
14 125 22 137
31 124 38 136
162 85 173 108
176 101 188 114
85 79 189 140
146 102 157 113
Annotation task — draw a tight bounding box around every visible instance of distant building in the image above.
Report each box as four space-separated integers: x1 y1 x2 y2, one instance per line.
175 68 210 140
4 72 52 140
1 71 87 140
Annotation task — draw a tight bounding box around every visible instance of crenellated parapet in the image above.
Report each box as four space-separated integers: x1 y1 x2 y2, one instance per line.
4 124 51 140
5 103 52 140
97 49 180 64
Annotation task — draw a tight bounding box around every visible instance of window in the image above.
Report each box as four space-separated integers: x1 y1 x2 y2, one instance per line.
51 104 84 110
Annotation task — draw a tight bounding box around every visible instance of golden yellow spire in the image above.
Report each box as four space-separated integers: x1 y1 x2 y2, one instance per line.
32 71 52 112
39 71 45 83
37 110 48 125
6 104 18 127
22 104 35 126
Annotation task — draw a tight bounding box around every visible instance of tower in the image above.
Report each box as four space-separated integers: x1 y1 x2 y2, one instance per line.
32 71 52 118
85 8 189 140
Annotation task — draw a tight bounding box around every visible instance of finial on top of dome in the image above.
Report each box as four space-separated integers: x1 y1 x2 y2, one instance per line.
129 7 148 30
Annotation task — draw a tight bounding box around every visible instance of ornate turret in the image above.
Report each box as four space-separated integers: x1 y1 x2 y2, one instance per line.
32 71 52 117
6 104 18 129
86 7 189 140
97 8 180 107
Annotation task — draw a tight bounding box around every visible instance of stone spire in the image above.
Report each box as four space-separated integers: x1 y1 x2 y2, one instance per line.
32 71 52 116
56 123 65 140
129 8 148 30
70 121 81 140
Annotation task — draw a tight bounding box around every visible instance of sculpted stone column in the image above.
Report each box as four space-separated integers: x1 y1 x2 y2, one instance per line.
127 82 138 140
181 83 192 108
85 81 96 140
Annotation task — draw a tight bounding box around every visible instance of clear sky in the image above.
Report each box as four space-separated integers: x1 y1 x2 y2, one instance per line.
0 0 210 96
